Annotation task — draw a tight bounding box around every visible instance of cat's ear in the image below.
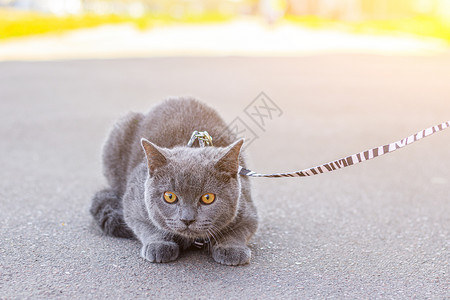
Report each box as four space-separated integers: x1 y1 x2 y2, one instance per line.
215 139 244 177
141 138 167 175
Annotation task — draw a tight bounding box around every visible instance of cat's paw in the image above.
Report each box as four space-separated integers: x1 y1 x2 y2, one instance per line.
141 241 179 263
212 244 251 266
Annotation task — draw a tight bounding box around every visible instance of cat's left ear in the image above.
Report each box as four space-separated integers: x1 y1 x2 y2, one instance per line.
141 138 167 176
215 139 244 177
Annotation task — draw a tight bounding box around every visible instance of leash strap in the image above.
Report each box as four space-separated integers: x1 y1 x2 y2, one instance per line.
238 121 450 178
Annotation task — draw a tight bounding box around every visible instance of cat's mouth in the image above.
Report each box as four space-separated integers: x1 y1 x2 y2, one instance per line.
176 227 206 238
179 227 199 235
165 221 210 238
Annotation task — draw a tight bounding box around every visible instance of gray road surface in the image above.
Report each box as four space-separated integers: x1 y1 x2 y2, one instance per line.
1 56 449 299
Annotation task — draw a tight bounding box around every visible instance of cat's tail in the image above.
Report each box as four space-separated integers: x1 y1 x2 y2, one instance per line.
90 189 135 239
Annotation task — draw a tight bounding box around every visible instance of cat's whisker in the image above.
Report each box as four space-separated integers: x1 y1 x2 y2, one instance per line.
224 224 246 240
209 225 226 245
207 228 218 245
211 224 226 241
205 230 213 253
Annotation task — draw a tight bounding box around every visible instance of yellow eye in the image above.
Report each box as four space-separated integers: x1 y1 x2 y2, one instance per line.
200 193 215 205
163 191 177 204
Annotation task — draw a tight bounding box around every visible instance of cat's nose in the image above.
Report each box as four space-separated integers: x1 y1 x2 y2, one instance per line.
181 218 195 226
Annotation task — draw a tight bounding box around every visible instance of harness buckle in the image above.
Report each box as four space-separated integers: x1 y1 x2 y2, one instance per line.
187 131 213 147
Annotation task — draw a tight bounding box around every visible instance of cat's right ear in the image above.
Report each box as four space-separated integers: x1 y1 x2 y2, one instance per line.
141 138 167 176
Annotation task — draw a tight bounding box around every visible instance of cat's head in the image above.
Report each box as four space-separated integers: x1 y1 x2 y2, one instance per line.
141 138 244 240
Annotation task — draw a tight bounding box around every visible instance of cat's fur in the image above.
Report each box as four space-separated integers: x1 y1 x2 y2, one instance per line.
90 98 258 265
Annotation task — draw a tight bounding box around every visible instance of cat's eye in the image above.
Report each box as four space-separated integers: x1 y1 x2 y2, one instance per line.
163 191 177 204
200 193 215 205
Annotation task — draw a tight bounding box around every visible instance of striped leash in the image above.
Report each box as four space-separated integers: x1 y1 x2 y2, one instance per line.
187 122 449 178
238 121 450 178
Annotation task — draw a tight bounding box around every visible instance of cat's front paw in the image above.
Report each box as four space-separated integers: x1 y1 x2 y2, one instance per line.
212 244 251 266
141 241 179 263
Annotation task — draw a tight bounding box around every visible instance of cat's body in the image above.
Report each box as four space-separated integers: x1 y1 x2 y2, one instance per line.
90 98 258 265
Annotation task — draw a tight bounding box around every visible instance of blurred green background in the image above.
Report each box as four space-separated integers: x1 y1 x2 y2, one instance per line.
0 0 449 42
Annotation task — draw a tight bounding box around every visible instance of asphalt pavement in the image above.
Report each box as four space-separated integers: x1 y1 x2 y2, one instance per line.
1 55 449 298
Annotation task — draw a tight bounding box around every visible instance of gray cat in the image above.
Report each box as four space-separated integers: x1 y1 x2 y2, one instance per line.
90 98 258 265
